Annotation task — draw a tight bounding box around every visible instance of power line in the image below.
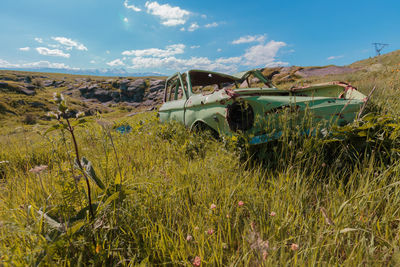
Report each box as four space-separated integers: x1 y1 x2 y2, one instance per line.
372 43 389 56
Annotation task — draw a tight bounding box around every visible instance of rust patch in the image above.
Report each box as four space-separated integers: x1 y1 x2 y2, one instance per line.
224 88 239 99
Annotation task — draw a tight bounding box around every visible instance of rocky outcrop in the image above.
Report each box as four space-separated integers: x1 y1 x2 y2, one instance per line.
119 79 131 91
43 80 55 87
73 78 166 106
0 71 166 109
121 79 146 102
0 81 35 95
149 79 165 92
92 89 114 102
17 86 36 96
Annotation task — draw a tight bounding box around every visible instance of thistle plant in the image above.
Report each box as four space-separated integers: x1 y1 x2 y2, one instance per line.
47 93 104 220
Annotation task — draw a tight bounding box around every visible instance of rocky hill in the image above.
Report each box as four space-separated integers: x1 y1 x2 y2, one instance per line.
0 70 166 124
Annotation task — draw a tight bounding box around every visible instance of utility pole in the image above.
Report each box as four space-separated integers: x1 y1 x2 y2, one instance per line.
372 43 389 56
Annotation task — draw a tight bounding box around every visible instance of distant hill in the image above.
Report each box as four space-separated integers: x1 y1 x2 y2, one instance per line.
0 67 163 77
350 49 400 69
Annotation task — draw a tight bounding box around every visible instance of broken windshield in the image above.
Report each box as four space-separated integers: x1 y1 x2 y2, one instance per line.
188 70 239 94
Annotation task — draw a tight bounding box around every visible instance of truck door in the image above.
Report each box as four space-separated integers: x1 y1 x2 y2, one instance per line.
158 73 188 125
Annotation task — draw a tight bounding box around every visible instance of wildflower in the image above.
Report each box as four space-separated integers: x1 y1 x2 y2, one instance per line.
269 211 276 217
210 203 217 210
75 111 85 118
192 256 201 266
321 162 326 167
226 214 230 218
53 92 64 103
47 111 59 120
96 244 101 253
29 165 48 174
248 230 269 259
238 200 244 207
194 226 199 231
207 228 214 235
290 243 299 251
186 235 193 241
231 135 238 142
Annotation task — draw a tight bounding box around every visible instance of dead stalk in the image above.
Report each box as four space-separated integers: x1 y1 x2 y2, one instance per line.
357 85 377 120
65 117 95 220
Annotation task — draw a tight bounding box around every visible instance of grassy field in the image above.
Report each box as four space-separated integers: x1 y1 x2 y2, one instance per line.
0 53 400 266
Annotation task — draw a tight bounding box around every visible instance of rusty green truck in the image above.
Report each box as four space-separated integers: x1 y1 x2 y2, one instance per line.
159 69 366 144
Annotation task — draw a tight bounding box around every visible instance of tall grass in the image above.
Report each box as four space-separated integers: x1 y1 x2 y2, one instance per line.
1 108 399 265
1 64 400 265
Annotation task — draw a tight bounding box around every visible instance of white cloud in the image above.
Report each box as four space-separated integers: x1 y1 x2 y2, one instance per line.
128 56 238 73
106 50 110 54
107 59 125 67
162 19 186 26
205 22 218 28
90 60 96 64
327 55 344 60
188 23 199 32
51 37 88 51
19 47 30 51
124 17 129 23
216 57 242 64
242 40 287 66
48 44 61 48
232 34 266 45
34 37 43 43
121 37 288 73
0 59 14 68
122 44 185 57
36 47 70 58
0 58 77 70
217 48 222 52
264 61 289 67
180 27 185 31
22 61 76 69
124 0 141 12
145 1 190 26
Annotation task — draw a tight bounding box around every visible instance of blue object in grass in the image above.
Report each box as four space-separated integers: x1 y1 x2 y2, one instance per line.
115 125 132 134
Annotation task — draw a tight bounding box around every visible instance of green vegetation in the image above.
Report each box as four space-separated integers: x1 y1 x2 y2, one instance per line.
0 53 400 265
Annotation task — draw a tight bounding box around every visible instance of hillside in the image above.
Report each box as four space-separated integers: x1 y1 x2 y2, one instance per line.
0 51 400 266
0 69 167 127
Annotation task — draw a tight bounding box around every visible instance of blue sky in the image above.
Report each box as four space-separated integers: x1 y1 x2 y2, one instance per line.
0 0 399 74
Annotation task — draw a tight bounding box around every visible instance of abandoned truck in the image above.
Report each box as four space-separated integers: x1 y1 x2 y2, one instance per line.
158 69 366 144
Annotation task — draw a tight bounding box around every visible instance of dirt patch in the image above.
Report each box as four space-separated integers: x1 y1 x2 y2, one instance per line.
295 66 357 78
